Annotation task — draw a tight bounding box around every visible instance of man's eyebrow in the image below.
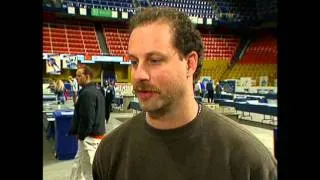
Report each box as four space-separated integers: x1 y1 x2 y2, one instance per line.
128 51 167 60
128 53 138 60
145 51 166 57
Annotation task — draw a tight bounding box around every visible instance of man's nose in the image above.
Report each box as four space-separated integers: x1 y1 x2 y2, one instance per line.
132 63 150 82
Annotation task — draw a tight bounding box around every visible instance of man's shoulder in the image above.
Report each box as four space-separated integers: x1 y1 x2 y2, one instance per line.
82 85 101 94
201 106 276 162
201 105 247 133
200 106 277 178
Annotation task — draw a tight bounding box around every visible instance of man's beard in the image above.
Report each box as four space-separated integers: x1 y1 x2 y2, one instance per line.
133 81 185 118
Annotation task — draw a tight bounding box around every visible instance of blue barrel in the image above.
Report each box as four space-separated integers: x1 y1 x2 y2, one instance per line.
54 110 78 160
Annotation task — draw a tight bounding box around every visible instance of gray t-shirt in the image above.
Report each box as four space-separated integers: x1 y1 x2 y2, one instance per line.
93 105 277 180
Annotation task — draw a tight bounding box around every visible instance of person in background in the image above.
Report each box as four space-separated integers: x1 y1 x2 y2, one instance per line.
98 82 114 123
68 75 78 104
215 82 222 99
92 7 277 180
206 80 214 103
103 82 114 123
194 80 202 97
47 79 56 94
69 66 106 180
200 80 206 99
114 84 123 109
55 79 65 104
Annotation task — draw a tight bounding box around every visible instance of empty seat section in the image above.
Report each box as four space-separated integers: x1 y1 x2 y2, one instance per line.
68 39 83 44
51 32 66 38
43 23 101 55
43 46 52 53
52 42 68 47
79 26 100 54
104 26 129 56
67 34 82 39
51 37 67 42
69 43 84 48
86 49 101 53
201 33 240 61
221 35 277 86
85 44 99 49
69 48 85 52
239 35 277 64
83 39 98 44
83 35 97 40
200 59 230 82
43 41 51 47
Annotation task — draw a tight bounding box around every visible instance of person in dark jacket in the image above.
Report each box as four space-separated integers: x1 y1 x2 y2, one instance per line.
69 65 106 180
103 82 114 123
206 80 214 103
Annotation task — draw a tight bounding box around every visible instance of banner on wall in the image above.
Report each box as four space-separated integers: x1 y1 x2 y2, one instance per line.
45 54 61 75
92 56 123 62
61 54 78 69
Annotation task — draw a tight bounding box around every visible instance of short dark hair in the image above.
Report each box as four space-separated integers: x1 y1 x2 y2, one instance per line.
78 65 93 78
129 7 204 83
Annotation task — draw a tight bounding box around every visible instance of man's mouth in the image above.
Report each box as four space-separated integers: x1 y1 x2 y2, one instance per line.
136 91 158 100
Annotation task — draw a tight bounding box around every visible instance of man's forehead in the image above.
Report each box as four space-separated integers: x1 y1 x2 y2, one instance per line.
76 69 84 74
132 19 172 31
128 22 175 56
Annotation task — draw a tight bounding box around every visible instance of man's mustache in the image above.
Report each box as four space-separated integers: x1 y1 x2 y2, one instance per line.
133 83 161 94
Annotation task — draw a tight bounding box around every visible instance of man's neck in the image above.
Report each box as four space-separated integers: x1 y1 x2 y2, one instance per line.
146 96 199 130
83 81 93 87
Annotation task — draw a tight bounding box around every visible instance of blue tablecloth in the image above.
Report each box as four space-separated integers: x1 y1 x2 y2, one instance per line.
234 103 277 116
215 100 277 116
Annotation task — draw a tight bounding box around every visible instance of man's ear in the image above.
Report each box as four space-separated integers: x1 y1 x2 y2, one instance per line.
186 51 198 76
85 74 91 81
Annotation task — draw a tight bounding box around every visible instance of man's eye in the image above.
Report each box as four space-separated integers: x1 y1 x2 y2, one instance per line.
150 59 161 64
130 60 138 66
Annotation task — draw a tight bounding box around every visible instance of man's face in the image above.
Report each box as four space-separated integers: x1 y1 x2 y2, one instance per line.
75 68 87 87
128 22 189 113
